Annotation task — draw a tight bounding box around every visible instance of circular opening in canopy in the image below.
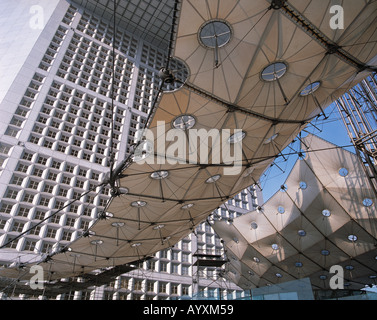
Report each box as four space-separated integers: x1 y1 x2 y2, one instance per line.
363 198 373 207
131 201 147 207
150 170 169 180
295 262 303 268
153 224 165 230
206 174 221 183
264 133 278 144
298 230 306 237
319 275 327 280
276 273 283 278
299 181 307 190
348 234 358 242
228 131 246 144
272 243 279 251
321 249 330 256
300 81 320 96
111 222 125 228
253 257 260 263
345 265 354 270
322 209 331 217
261 62 287 81
339 168 349 177
250 221 258 230
90 240 103 245
172 114 196 130
131 242 142 247
278 206 285 214
181 203 194 210
199 20 232 48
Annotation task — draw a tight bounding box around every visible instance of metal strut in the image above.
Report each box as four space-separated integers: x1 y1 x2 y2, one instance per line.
335 73 377 199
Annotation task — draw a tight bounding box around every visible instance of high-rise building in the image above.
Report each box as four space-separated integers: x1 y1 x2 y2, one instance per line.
0 0 262 300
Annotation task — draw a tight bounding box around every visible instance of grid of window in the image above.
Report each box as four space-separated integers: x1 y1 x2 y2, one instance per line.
39 26 69 72
225 189 251 209
77 12 138 58
0 150 109 253
61 5 77 26
57 32 134 103
28 81 125 166
4 73 46 139
133 67 158 113
0 143 12 169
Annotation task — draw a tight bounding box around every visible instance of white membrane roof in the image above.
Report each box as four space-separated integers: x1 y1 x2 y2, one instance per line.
2 0 377 280
213 134 377 290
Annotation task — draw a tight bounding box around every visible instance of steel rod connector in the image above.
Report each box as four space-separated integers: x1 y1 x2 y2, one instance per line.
159 67 174 84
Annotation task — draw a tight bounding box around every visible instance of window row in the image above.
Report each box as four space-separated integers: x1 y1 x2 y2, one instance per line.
61 5 77 26
58 33 134 102
4 73 46 138
76 12 138 58
39 26 69 71
1 233 89 254
116 277 190 296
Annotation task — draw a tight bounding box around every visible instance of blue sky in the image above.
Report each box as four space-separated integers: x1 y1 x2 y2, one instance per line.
259 102 355 202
